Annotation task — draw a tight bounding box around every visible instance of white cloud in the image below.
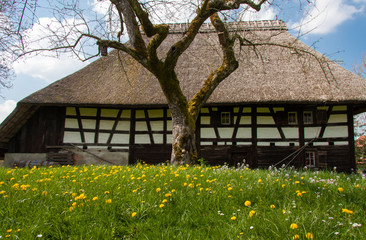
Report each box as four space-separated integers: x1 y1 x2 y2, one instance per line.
0 100 16 123
13 17 90 83
291 0 364 35
239 4 277 21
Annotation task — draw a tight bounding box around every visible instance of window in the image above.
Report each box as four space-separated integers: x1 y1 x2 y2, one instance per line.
288 112 297 124
303 111 313 124
221 112 231 125
305 151 316 167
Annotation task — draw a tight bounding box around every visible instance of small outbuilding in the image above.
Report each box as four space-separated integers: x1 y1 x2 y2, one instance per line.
1 20 365 171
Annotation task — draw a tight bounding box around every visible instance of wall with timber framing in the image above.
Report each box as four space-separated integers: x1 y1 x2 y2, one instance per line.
6 104 355 171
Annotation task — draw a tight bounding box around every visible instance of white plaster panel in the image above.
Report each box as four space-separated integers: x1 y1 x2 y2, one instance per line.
167 120 172 129
111 134 129 144
200 128 216 138
66 107 76 116
98 133 110 144
334 141 348 145
136 122 148 131
257 107 270 113
317 106 329 111
65 118 79 128
116 121 130 131
239 116 251 124
121 110 131 118
153 134 164 144
148 109 164 118
218 142 232 145
236 142 251 145
150 121 164 131
200 116 210 125
328 114 347 123
304 127 321 139
218 128 233 138
63 132 82 143
201 108 209 113
82 119 96 129
277 142 294 146
166 134 172 144
135 110 146 118
200 142 212 145
313 142 329 146
332 106 347 111
101 109 118 118
257 128 281 139
243 107 251 113
99 120 114 130
323 126 348 138
236 128 251 138
282 127 299 139
135 134 151 144
84 132 95 143
257 116 275 124
273 107 284 112
79 108 97 116
258 142 270 146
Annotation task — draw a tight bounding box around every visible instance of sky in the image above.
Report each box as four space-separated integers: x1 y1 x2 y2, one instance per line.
0 0 366 123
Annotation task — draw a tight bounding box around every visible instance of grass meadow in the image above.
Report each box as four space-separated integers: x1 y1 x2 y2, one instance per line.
0 164 365 239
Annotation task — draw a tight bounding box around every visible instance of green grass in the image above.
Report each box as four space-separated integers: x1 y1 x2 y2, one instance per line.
0 164 365 239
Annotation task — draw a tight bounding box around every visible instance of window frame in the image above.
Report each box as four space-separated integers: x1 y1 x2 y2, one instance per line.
220 111 231 125
303 111 313 125
288 112 297 125
305 151 317 167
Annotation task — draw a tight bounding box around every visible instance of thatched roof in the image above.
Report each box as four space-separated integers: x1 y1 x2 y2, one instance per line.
1 20 366 147
19 20 366 106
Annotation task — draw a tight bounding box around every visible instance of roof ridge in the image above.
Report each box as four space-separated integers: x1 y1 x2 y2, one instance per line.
167 20 288 33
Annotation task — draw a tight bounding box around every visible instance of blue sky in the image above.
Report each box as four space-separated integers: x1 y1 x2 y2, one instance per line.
0 0 366 122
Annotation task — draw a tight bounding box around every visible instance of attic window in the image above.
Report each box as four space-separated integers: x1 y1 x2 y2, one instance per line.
221 112 231 125
303 111 313 124
288 112 297 125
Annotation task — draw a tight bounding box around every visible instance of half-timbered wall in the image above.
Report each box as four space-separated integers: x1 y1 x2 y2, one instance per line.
60 104 354 170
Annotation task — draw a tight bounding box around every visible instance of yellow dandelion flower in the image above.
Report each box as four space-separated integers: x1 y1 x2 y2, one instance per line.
165 193 172 197
131 212 137 217
0 190 6 194
342 208 354 214
338 188 344 192
159 204 165 208
231 216 237 221
105 199 112 204
290 223 298 230
69 207 74 212
282 184 286 188
297 192 302 197
258 179 262 183
162 199 168 203
270 204 276 209
5 235 10 238
92 197 98 201
228 187 233 191
42 191 47 196
6 229 12 233
156 188 161 192
104 191 110 194
171 189 176 192
249 210 256 218
306 233 314 239
244 201 251 207
292 234 300 240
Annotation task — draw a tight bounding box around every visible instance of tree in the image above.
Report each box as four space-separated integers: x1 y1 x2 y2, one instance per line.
0 0 39 94
15 0 322 165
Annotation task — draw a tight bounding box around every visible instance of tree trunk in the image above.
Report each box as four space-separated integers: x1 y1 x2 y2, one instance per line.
169 106 198 165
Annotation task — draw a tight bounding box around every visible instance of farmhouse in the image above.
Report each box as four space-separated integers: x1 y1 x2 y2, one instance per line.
1 20 365 171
